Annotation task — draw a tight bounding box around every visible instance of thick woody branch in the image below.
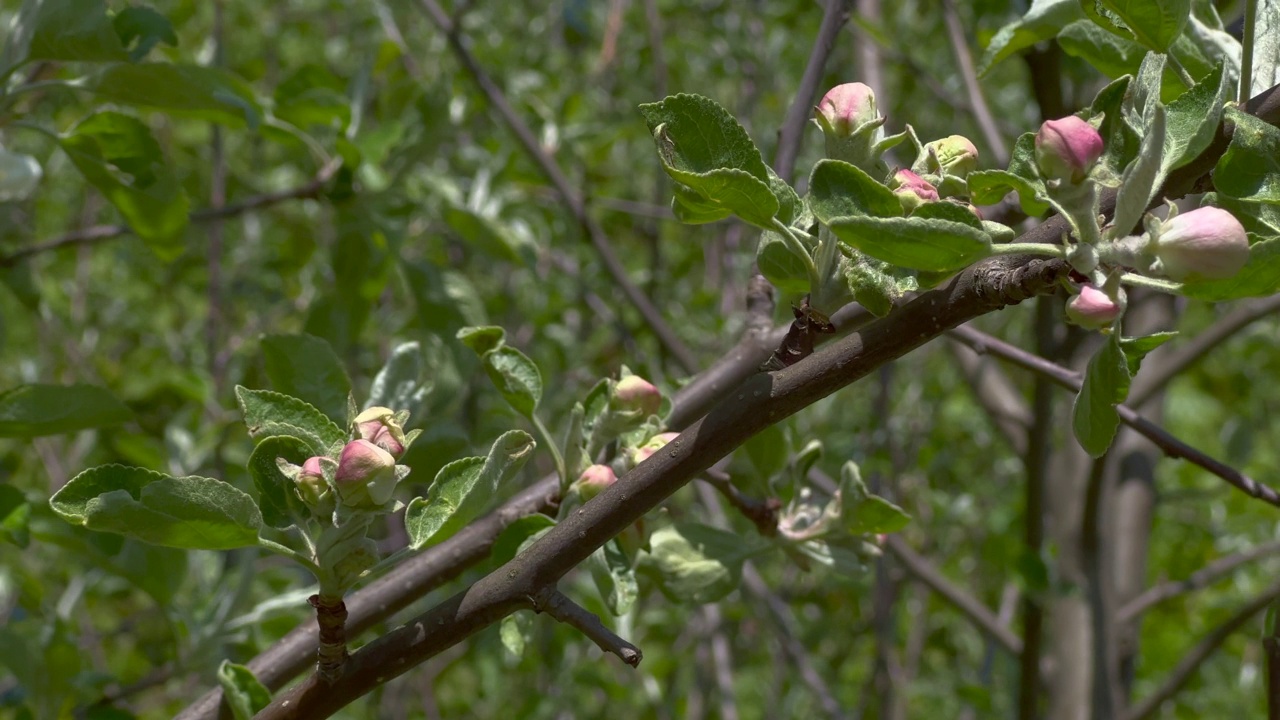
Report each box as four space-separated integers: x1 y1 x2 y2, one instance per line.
258 254 1069 719
535 587 642 667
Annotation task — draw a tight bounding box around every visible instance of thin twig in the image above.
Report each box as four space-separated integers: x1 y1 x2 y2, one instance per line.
2 160 341 267
949 325 1280 509
940 0 1007 165
1118 539 1280 623
773 0 855 182
1129 294 1280 407
884 535 1022 655
1124 579 1280 720
411 0 699 374
535 588 642 667
702 468 779 536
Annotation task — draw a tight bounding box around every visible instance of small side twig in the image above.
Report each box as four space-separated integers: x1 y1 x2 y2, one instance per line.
949 325 1280 509
534 588 642 667
1118 539 1280 623
940 0 1007 165
773 0 855 182
702 467 780 536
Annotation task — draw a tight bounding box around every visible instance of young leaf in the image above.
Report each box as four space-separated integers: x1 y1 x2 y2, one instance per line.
0 485 31 549
234 386 347 454
404 430 535 549
91 63 263 128
261 333 352 424
0 0 127 77
825 214 992 273
491 514 557 566
1119 331 1178 375
456 325 506 355
1213 107 1280 205
1110 103 1165 237
367 341 434 413
1057 19 1146 80
1162 62 1227 173
643 522 765 604
50 465 263 549
500 612 533 658
638 94 787 228
590 538 639 616
1072 334 1132 457
1097 0 1191 53
846 495 911 535
977 0 1084 75
0 383 132 438
757 231 813 295
807 159 902 222
60 111 189 260
483 346 543 418
216 661 271 720
246 436 314 529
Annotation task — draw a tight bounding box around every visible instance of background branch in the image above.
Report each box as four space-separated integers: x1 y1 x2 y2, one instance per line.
1118 539 1280 623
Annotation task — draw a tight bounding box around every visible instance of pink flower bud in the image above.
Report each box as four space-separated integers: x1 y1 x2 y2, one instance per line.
1066 284 1121 329
334 439 398 507
1035 116 1103 183
1154 206 1250 281
294 456 334 516
630 432 680 465
815 83 879 139
574 464 618 502
354 406 407 458
888 169 938 214
611 375 662 417
925 135 979 177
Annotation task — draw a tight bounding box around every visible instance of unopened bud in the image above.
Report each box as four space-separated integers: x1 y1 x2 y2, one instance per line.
888 169 938 214
294 456 335 517
354 406 408 458
925 135 979 177
815 83 879 139
334 439 398 507
1035 116 1103 184
1066 284 1121 329
574 464 618 502
610 374 662 417
1153 206 1250 281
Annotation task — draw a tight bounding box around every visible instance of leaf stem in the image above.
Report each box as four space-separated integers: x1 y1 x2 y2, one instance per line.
531 412 568 487
1241 0 1258 104
988 243 1066 258
1167 54 1196 89
257 536 321 574
771 218 821 292
1119 272 1183 293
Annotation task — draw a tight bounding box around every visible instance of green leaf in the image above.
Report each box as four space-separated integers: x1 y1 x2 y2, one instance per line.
404 430 535 549
1162 62 1226 172
60 111 189 260
978 0 1084 74
456 325 506 355
246 436 313 529
0 148 42 201
1214 107 1280 205
743 422 788 481
644 522 764 604
112 6 177 63
1111 103 1165 238
0 0 127 77
483 347 543 418
91 63 262 128
1119 331 1178 375
0 485 31 548
500 612 533 658
1072 334 1131 457
216 661 271 720
846 495 911 534
844 254 919 316
1098 0 1190 52
590 538 639 616
1058 19 1146 79
638 94 784 228
261 333 351 424
0 383 132 438
670 183 735 224
807 159 902 222
491 514 556 566
367 341 434 413
50 465 263 549
757 230 812 295
825 214 992 273
1090 76 1141 178
234 386 347 455
442 204 528 264
1180 236 1280 301
967 132 1050 215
